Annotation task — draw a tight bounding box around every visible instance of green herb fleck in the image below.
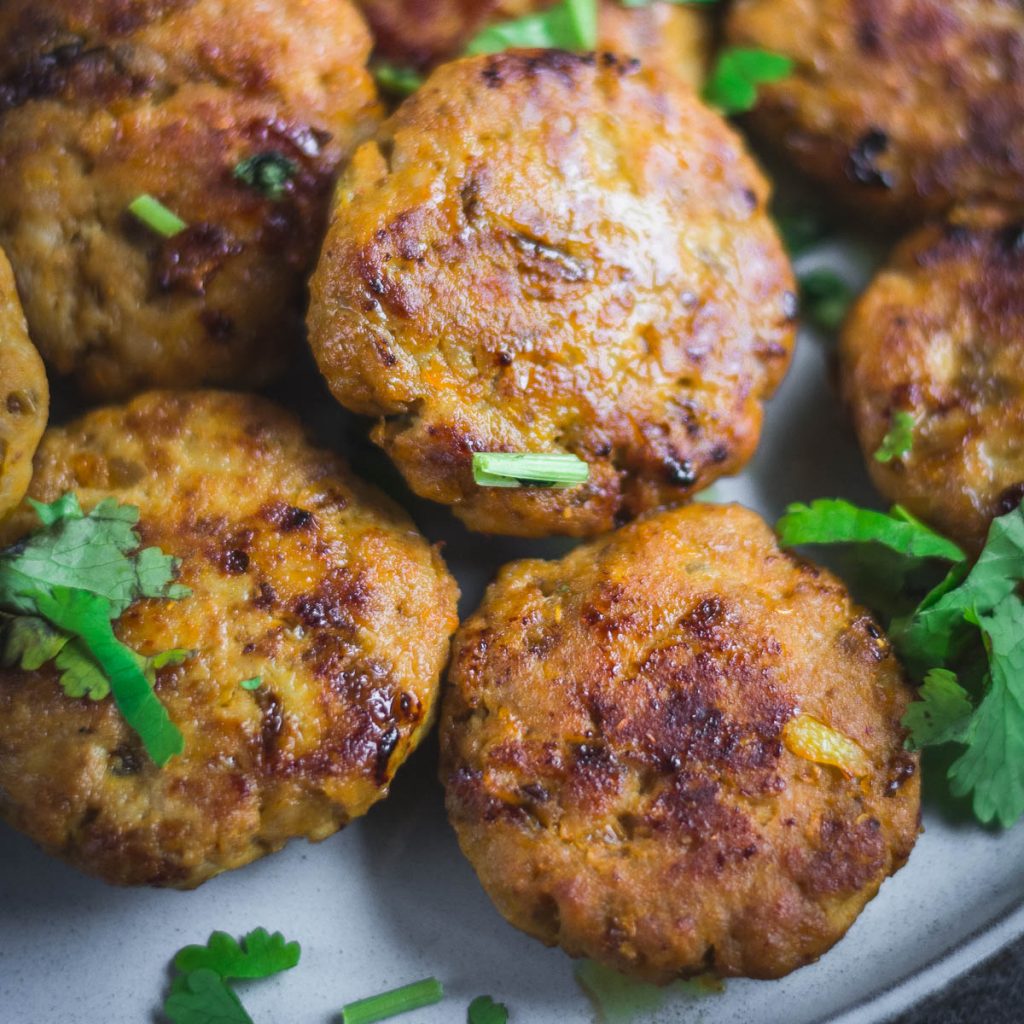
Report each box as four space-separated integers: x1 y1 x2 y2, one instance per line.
373 62 425 96
468 994 509 1024
472 452 590 489
128 193 187 237
342 977 444 1024
874 410 916 463
902 668 974 749
703 47 792 115
240 676 262 690
798 268 856 332
164 968 252 1024
466 0 597 55
233 152 298 201
0 495 191 765
775 209 828 255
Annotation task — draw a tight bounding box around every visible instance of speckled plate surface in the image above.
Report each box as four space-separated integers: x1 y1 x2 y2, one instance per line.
2 240 1023 1023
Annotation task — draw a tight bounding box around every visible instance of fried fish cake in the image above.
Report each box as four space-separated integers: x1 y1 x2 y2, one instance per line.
841 206 1024 550
441 503 920 982
360 0 709 86
308 51 795 537
0 247 47 520
0 0 382 398
0 391 459 888
726 0 1024 222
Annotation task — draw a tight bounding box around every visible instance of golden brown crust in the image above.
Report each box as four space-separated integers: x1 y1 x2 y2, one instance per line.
308 52 795 537
358 0 709 87
841 205 1024 550
441 504 920 982
0 391 459 887
0 0 382 398
0 247 47 520
726 0 1024 222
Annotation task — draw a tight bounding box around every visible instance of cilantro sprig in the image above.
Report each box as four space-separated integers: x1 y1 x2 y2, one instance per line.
0 494 191 765
777 500 1024 827
164 928 301 1024
798 268 856 332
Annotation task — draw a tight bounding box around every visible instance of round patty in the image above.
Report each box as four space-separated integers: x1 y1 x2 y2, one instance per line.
0 391 459 888
0 247 48 520
726 0 1024 222
308 51 795 537
0 0 382 398
441 503 920 981
841 205 1024 551
359 0 709 86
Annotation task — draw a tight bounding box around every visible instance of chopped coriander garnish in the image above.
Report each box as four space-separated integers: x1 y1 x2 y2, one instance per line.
468 995 509 1024
703 47 792 115
472 452 590 488
778 500 1024 827
342 977 444 1024
874 410 916 463
233 152 298 201
128 193 187 238
466 0 597 55
373 62 425 96
0 494 191 765
165 928 300 1024
798 268 856 332
240 676 262 690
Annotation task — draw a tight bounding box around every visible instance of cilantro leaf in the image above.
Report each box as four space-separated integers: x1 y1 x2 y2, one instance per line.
775 208 828 255
0 495 191 764
902 668 974 749
897 506 1024 671
34 586 184 765
947 596 1024 827
466 0 597 55
174 928 301 980
704 48 792 115
0 495 188 617
163 969 253 1024
875 410 916 463
798 268 856 332
468 995 509 1024
777 500 966 563
233 153 297 201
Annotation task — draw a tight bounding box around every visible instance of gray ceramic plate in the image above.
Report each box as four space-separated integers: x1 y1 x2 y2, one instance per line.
2 241 1022 1023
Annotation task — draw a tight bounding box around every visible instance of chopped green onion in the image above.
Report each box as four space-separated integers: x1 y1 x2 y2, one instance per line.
373 62 425 96
233 152 298 201
875 410 916 463
703 47 792 115
341 977 444 1024
468 994 509 1024
128 193 187 238
239 677 262 690
472 452 590 488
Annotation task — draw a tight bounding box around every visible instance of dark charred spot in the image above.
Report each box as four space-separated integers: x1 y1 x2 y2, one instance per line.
996 482 1024 517
845 129 894 189
255 688 285 761
0 41 152 113
109 744 143 777
997 223 1024 256
447 765 528 824
797 816 886 896
253 581 277 610
663 453 697 488
521 782 550 802
222 549 250 574
262 501 315 532
885 752 917 795
293 568 368 631
154 223 242 295
374 725 400 784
